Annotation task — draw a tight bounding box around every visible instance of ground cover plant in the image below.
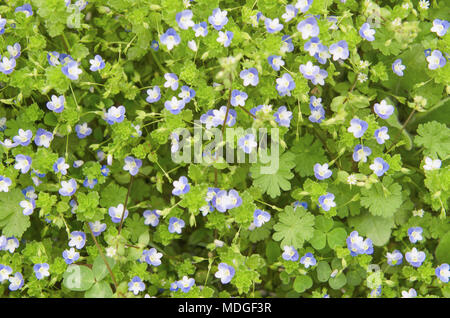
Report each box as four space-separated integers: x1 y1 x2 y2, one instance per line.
0 0 449 298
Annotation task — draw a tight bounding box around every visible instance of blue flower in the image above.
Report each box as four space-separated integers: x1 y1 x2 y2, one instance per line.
359 23 376 41
281 5 297 22
59 179 77 197
165 96 186 115
172 176 190 196
123 156 142 176
151 40 159 51
314 44 331 64
128 276 145 295
426 50 446 70
238 134 257 154
424 48 432 57
177 276 195 293
146 86 161 103
33 263 50 280
83 178 97 189
386 250 403 266
401 288 417 298
144 248 163 266
297 17 319 40
435 263 450 283
47 51 60 66
265 18 284 33
318 192 336 211
329 40 349 61
7 43 21 59
314 163 332 180
62 247 80 264
347 118 368 138
374 126 390 144
20 199 35 216
14 154 32 174
59 53 74 65
22 186 37 200
281 35 294 53
143 209 161 227
69 231 86 249
105 105 126 124
217 30 233 47
304 37 321 56
268 55 285 71
8 272 24 291
46 95 65 113
253 209 270 227
370 157 389 177
0 236 6 251
176 10 194 30
53 157 69 175
293 201 308 210
300 252 317 268
299 61 319 81
231 89 248 107
0 265 13 282
392 59 405 76
311 68 328 86
160 28 181 51
73 160 84 168
295 0 313 13
405 247 426 267
168 217 185 234
5 237 19 253
309 105 325 123
215 263 235 284
170 282 179 292
34 128 53 147
208 8 228 30
99 165 109 177
178 85 196 103
346 231 364 256
240 68 259 86
164 73 179 91
0 138 18 149
274 106 293 127
89 221 106 236
407 227 423 243
61 61 82 80
75 122 92 139
276 73 295 96
109 204 128 223
431 19 449 37
89 55 105 71
352 144 372 162
374 100 394 119
193 22 208 37
282 246 299 261
0 16 6 34
15 3 33 17
212 189 242 212
0 56 16 75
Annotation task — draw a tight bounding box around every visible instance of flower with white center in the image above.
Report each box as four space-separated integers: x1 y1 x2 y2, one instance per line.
374 100 394 119
169 217 185 234
143 210 161 227
426 50 447 70
268 55 285 71
89 221 107 236
8 272 24 291
33 263 50 280
53 157 69 175
282 246 299 261
165 96 186 115
146 86 161 103
392 59 406 76
370 157 390 177
405 248 426 267
386 250 403 266
105 105 126 124
276 73 295 96
123 156 142 176
347 174 357 185
89 55 105 72
230 89 248 107
177 276 195 293
46 95 65 113
329 40 349 60
160 28 181 51
265 18 283 33
164 73 179 91
401 288 417 298
359 23 376 41
176 10 194 30
69 231 86 250
14 154 32 174
282 5 298 22
128 276 145 295
59 179 77 197
253 209 270 227
408 227 423 244
62 247 80 264
304 37 321 57
314 163 332 180
109 204 128 223
0 265 12 283
7 43 21 59
75 122 92 139
0 56 16 75
295 0 313 12
281 35 294 53
217 30 233 47
208 8 228 30
423 157 441 171
193 22 208 37
347 118 368 138
62 61 82 80
299 61 320 80
187 40 197 52
144 248 163 266
435 263 450 283
240 68 259 86
297 17 319 40
274 106 292 127
215 263 235 284
300 253 317 268
318 192 336 211
374 126 390 144
431 19 449 37
20 199 35 216
12 129 32 146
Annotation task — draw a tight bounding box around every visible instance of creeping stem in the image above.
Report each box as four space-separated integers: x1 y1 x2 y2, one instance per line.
117 175 134 236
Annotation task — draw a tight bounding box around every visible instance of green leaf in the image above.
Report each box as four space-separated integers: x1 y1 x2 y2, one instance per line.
63 265 95 292
327 228 347 249
0 189 31 238
329 273 347 290
250 151 296 198
316 261 332 282
84 281 113 298
435 232 450 264
272 206 315 249
360 177 403 218
348 213 395 246
291 135 327 177
415 121 450 159
92 256 116 282
293 275 313 293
